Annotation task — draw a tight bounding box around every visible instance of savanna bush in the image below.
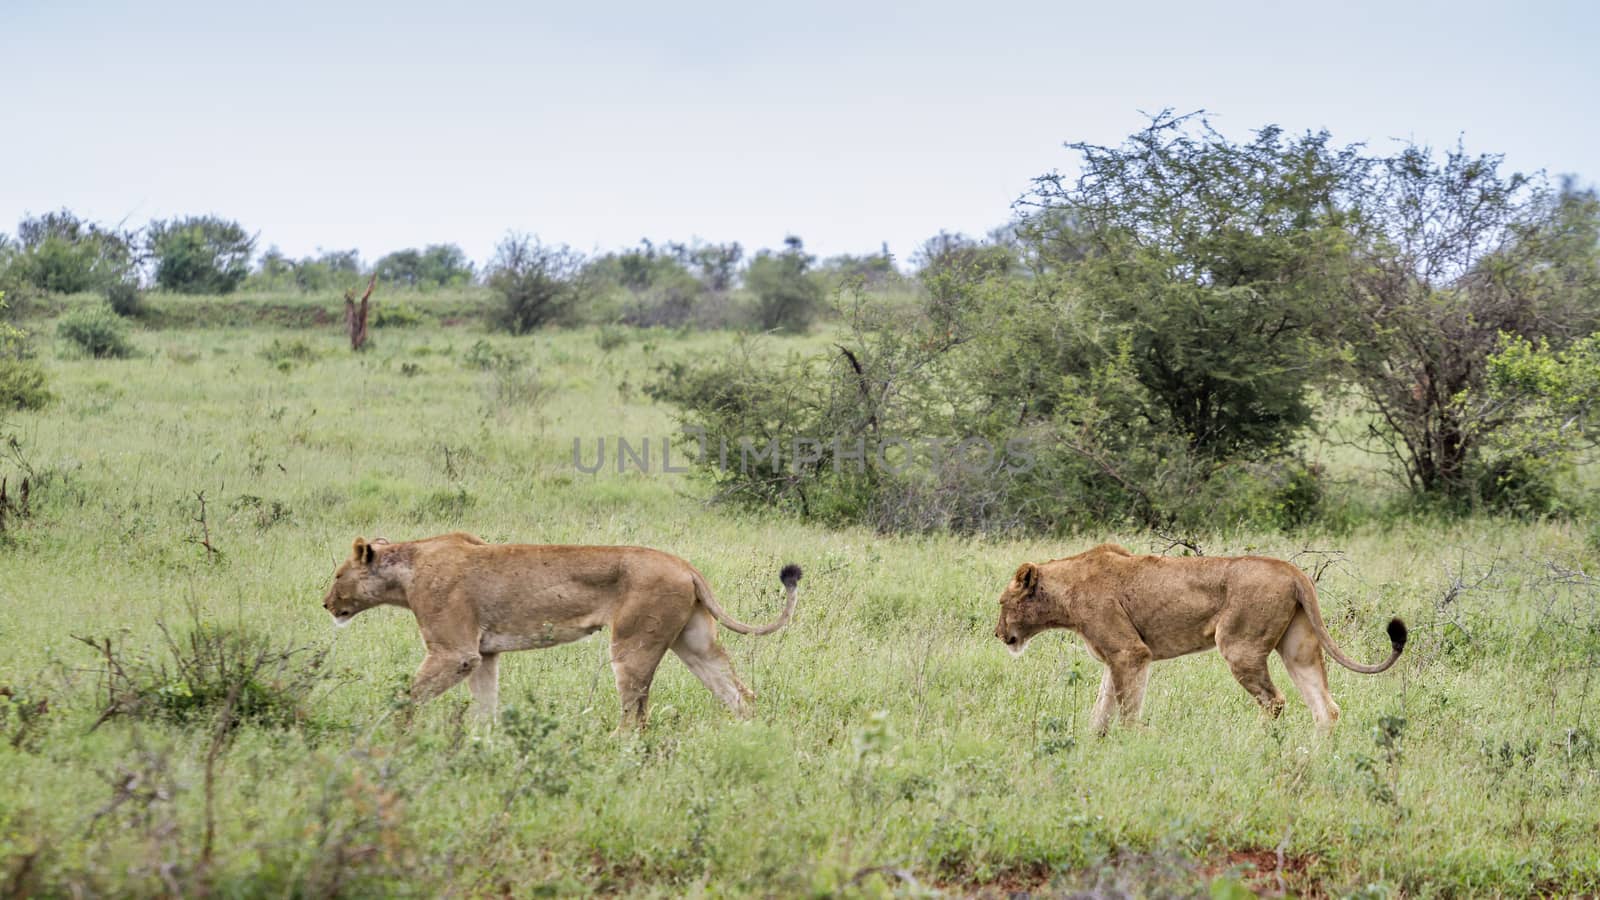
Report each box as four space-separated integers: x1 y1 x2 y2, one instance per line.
747 236 823 333
0 292 51 410
260 337 321 365
146 215 254 294
487 234 590 334
57 302 134 358
104 279 144 317
371 301 430 328
649 278 1340 535
79 618 333 731
5 210 136 295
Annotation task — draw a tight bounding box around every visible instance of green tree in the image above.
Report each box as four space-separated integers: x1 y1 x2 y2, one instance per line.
146 216 255 294
679 240 743 292
487 234 589 334
374 244 473 289
1026 111 1364 458
7 210 135 295
1340 154 1600 500
747 236 823 333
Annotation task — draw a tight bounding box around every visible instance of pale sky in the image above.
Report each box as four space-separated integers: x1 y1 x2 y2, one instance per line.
2 0 1596 269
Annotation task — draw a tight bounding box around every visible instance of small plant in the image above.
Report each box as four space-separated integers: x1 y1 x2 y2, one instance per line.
399 361 423 377
0 684 51 751
75 615 335 731
260 338 322 366
1038 715 1077 755
57 302 134 358
231 494 292 529
1354 714 1407 811
462 339 527 371
410 487 476 522
487 363 550 411
499 698 586 799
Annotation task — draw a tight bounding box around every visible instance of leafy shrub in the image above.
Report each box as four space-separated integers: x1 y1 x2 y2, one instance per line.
650 286 1338 536
747 236 823 333
596 324 631 351
487 234 589 334
0 358 49 411
105 280 144 317
56 303 134 358
77 618 333 731
6 210 136 295
0 683 52 752
486 362 550 410
146 215 254 294
260 338 321 365
371 301 430 328
411 487 477 522
462 339 527 371
1474 455 1563 518
0 292 51 410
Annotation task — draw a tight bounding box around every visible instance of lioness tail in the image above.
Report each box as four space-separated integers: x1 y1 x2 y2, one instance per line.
1292 571 1407 674
695 564 802 636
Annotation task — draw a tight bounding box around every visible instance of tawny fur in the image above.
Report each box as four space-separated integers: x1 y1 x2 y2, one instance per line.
321 532 801 728
993 544 1406 734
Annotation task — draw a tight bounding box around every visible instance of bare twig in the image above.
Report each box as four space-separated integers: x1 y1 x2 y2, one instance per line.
187 491 220 561
1151 528 1204 556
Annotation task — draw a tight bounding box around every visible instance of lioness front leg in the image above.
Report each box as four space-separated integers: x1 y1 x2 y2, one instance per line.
1090 669 1117 735
468 652 499 720
411 650 481 707
1108 648 1152 730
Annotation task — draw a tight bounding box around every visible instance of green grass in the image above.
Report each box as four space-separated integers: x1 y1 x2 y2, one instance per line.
1 319 1597 896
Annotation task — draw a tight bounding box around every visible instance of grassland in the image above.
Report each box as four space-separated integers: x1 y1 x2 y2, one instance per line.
1 294 1597 897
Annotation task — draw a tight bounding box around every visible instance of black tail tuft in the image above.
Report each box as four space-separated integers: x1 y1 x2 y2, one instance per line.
779 563 802 589
1387 618 1408 652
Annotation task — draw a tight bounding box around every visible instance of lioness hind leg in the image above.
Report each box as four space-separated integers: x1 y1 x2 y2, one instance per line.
610 639 670 730
1219 645 1285 719
1278 610 1340 728
671 611 755 717
468 652 500 721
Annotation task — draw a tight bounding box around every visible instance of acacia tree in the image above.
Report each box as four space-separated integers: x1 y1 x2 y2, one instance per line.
1341 154 1600 499
1026 111 1365 459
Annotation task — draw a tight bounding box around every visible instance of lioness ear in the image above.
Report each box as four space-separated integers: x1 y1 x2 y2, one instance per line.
1014 562 1040 596
352 537 376 566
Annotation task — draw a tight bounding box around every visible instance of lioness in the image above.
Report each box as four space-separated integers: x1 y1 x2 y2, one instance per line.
993 544 1405 732
321 532 801 727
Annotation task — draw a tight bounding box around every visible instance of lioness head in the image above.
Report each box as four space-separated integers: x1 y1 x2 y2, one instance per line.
994 562 1051 656
321 537 403 626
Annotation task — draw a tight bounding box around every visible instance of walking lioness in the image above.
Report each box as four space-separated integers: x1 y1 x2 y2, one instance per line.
993 544 1405 733
321 532 801 727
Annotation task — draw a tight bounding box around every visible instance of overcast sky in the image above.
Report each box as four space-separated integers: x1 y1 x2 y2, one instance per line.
2 0 1596 268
